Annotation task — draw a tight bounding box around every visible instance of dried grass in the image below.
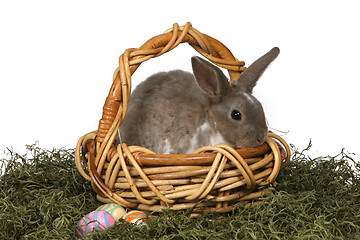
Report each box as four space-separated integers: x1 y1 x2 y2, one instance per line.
1 143 359 239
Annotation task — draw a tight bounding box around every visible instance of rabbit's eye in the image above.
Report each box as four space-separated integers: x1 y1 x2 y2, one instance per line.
231 110 242 120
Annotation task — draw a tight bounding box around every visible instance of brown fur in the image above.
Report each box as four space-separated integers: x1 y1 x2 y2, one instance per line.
117 47 280 154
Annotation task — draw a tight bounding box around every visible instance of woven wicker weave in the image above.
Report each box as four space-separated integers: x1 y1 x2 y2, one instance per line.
75 22 290 216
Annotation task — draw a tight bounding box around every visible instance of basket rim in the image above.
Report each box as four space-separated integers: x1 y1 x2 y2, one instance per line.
76 132 290 180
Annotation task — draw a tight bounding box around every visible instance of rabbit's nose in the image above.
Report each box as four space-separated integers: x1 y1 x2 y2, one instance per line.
257 132 268 145
257 137 264 144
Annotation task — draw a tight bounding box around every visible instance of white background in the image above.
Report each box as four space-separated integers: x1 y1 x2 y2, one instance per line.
1 1 359 161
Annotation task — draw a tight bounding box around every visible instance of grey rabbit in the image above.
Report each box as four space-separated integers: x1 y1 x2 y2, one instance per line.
117 47 280 154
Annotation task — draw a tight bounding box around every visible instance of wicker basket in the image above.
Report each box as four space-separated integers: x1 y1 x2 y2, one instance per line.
75 22 290 216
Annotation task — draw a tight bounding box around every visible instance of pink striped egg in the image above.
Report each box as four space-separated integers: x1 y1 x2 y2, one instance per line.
96 203 126 222
76 210 115 239
124 210 147 225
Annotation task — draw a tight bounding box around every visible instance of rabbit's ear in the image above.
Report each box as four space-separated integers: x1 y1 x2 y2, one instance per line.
191 56 229 103
234 47 280 93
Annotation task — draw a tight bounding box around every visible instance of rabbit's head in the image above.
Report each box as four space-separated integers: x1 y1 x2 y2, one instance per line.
191 47 280 149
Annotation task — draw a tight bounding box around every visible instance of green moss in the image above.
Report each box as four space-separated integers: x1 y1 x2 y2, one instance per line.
0 143 359 239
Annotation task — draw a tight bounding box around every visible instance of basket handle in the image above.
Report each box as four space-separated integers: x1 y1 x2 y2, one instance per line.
96 22 246 146
130 23 245 81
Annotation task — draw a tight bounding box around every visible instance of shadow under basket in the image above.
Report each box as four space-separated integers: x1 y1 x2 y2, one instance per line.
75 22 291 217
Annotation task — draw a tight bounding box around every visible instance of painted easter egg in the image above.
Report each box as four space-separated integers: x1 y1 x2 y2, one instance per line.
124 210 147 225
96 203 126 222
76 210 115 239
